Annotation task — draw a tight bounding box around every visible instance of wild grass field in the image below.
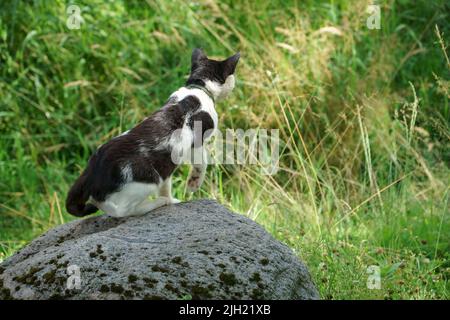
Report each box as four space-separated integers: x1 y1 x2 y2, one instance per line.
0 0 448 299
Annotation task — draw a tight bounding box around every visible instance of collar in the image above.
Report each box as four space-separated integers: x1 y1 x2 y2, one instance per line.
186 84 215 103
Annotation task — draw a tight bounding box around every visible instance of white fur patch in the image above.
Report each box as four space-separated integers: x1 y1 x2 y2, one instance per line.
170 124 194 154
119 130 130 137
121 163 133 182
138 140 150 155
94 181 160 218
205 75 235 101
139 146 150 154
154 122 193 164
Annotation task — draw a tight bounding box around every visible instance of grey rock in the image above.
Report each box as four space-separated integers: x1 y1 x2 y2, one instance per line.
0 199 319 300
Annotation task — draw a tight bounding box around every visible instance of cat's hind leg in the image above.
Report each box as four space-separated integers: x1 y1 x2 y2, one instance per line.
98 200 131 218
97 181 159 217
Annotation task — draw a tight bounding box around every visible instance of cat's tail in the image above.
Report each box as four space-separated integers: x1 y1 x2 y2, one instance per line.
66 173 98 217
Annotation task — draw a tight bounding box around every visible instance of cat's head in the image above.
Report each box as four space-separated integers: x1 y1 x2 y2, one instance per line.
187 48 240 101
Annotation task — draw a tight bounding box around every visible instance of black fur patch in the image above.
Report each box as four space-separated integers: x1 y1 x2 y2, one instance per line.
189 111 215 147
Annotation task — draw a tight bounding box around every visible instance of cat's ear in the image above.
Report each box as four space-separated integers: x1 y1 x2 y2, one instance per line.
191 48 206 71
222 52 240 78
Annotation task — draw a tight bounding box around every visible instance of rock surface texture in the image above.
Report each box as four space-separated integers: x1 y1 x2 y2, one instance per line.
0 200 319 300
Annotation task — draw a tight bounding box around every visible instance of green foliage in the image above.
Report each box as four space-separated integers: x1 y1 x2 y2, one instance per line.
0 0 448 299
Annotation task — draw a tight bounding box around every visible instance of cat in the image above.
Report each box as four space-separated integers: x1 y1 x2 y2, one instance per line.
66 48 240 218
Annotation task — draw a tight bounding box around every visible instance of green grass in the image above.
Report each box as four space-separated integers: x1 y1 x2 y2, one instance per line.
0 0 449 299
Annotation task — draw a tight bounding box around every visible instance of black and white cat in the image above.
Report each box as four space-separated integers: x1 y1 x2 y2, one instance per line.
66 48 240 218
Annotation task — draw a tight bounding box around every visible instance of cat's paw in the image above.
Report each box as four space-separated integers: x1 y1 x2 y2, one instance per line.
187 175 202 192
169 198 181 204
159 197 180 206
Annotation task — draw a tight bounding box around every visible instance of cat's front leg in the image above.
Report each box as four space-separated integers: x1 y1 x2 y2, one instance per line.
187 147 207 193
159 176 180 204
